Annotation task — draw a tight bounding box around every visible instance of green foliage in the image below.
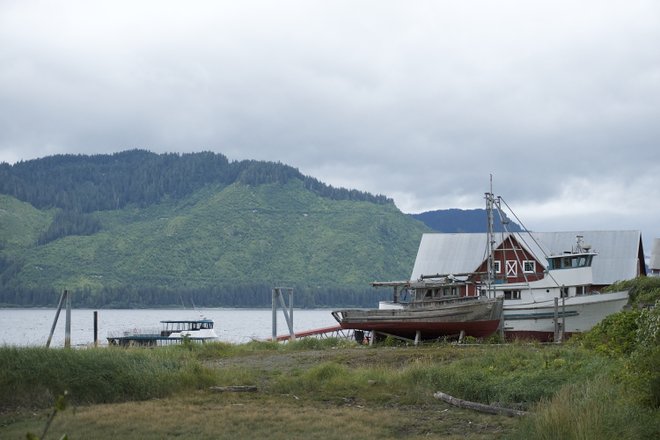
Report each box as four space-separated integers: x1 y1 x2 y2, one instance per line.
26 392 70 440
286 337 356 350
37 209 101 245
0 177 425 306
627 301 660 407
605 276 660 307
0 195 52 251
512 376 660 440
267 344 617 410
407 345 618 408
0 347 218 409
573 309 642 357
2 342 658 438
0 150 391 213
575 296 660 408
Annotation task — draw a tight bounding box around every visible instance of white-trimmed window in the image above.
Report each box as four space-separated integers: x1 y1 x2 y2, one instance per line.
506 260 518 277
523 260 536 273
493 260 501 274
504 290 521 300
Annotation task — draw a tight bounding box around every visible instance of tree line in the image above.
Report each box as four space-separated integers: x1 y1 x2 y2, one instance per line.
37 210 102 245
0 150 392 214
0 284 391 309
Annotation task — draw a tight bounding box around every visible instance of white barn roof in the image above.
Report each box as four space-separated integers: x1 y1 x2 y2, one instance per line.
410 230 643 285
651 238 660 271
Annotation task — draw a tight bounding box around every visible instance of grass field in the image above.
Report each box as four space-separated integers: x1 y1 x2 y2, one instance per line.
1 339 658 439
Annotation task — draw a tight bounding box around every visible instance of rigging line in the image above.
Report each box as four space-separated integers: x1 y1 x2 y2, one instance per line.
493 196 536 286
493 200 530 287
498 196 563 288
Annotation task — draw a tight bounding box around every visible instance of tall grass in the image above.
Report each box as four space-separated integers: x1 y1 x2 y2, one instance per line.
0 346 217 409
512 375 660 440
2 340 657 439
267 344 619 409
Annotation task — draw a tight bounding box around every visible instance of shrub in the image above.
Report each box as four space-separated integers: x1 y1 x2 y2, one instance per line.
574 310 641 357
627 301 660 407
605 277 660 307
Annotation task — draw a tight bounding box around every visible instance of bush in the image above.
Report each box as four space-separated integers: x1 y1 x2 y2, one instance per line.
605 277 660 307
627 301 660 407
573 310 641 357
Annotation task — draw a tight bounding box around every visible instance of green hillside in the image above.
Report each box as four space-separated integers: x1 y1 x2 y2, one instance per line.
0 153 430 307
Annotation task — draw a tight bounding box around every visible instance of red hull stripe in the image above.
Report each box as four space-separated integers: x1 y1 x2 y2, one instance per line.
340 319 500 339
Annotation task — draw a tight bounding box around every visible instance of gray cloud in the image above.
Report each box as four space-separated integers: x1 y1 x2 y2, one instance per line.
1 0 659 249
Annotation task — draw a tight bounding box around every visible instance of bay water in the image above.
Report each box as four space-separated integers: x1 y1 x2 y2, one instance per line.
0 308 339 347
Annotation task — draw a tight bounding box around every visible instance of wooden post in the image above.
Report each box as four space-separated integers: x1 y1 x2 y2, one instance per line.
46 290 67 348
414 330 421 346
94 311 98 347
65 290 72 348
288 288 294 340
553 297 559 343
560 297 566 343
272 289 277 341
272 287 295 341
499 306 504 341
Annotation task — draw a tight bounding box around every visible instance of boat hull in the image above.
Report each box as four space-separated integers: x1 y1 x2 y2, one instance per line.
503 290 629 340
333 297 503 340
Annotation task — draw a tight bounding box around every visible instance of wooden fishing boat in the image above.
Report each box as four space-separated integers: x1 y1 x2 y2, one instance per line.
332 279 503 341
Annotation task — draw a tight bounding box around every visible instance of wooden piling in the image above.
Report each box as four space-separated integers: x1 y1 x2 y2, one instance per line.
65 290 71 348
94 311 98 347
46 290 67 348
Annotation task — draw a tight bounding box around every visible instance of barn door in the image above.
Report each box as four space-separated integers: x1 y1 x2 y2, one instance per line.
506 260 518 277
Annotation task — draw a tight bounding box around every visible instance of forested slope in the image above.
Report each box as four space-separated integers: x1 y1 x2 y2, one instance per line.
0 151 428 307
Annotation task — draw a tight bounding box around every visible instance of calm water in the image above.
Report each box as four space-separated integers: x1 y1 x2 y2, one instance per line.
0 308 339 347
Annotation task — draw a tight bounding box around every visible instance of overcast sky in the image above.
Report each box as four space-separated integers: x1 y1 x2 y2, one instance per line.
1 1 659 250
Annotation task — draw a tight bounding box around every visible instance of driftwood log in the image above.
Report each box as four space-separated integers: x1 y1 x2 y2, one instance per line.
209 385 258 393
433 391 528 417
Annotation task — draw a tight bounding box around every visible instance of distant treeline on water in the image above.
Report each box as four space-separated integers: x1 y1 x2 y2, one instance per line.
0 285 390 309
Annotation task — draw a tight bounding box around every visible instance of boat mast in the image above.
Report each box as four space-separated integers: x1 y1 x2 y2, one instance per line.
485 177 496 299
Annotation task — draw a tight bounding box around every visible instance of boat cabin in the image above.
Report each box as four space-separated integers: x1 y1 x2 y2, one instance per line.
546 252 595 270
160 319 214 337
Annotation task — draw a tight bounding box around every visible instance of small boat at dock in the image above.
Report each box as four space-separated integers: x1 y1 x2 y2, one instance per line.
107 318 219 346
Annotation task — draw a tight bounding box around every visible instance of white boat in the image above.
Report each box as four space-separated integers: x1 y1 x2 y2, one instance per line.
160 319 220 341
402 189 642 341
480 192 630 340
490 235 629 339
